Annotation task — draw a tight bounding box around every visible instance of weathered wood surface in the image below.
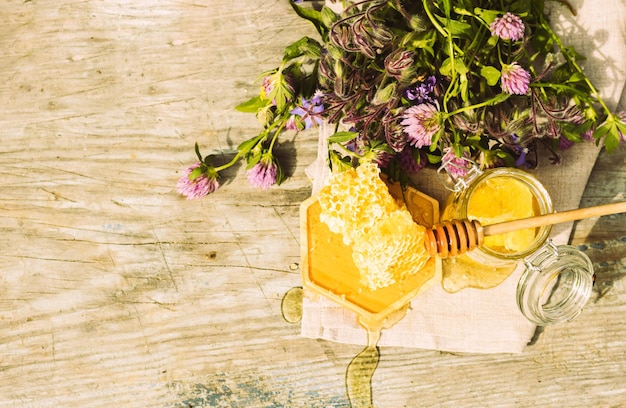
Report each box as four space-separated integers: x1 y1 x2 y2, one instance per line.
0 1 625 407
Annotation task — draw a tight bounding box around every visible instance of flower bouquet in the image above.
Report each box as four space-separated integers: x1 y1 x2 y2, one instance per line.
177 0 625 198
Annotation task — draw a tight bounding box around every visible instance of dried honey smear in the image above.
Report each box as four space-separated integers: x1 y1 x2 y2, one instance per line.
318 162 429 290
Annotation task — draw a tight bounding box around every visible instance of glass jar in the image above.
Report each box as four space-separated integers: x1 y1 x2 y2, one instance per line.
440 167 554 292
438 165 595 325
517 241 594 326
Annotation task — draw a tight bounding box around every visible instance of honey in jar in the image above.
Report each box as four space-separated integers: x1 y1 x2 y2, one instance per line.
440 167 553 292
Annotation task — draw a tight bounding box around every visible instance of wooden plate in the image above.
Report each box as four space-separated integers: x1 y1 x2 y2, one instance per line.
300 181 441 330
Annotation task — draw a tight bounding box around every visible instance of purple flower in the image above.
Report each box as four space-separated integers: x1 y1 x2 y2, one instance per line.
261 75 274 100
285 115 299 131
490 12 525 41
581 127 595 141
441 148 471 178
247 155 280 190
558 136 575 151
405 75 437 104
176 162 219 200
508 135 531 168
501 63 531 95
398 147 426 175
311 90 324 106
375 151 394 169
514 148 530 167
400 103 441 148
290 93 324 129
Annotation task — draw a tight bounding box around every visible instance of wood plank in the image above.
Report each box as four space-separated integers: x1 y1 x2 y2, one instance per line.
0 1 624 407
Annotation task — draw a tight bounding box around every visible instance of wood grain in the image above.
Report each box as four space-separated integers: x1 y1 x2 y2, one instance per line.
0 1 625 407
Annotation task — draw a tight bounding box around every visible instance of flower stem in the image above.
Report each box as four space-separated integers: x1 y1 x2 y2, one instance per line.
446 93 510 117
422 0 447 37
214 115 287 172
214 151 243 172
268 120 286 151
539 12 612 115
332 140 362 160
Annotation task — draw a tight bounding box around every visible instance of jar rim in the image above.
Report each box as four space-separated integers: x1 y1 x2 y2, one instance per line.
517 241 594 326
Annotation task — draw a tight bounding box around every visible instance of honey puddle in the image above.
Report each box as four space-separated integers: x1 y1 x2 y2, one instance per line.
280 286 304 324
281 288 381 408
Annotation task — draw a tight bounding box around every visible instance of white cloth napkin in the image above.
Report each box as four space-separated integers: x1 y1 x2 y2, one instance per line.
301 1 626 353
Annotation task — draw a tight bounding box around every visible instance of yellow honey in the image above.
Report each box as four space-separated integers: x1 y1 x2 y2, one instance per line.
440 168 553 293
467 176 538 253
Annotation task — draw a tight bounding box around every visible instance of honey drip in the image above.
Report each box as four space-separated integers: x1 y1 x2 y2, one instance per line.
280 288 382 407
345 329 381 408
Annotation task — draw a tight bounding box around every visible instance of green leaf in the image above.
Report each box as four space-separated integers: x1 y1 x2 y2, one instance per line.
189 166 204 181
599 116 626 153
237 134 264 154
452 143 464 157
486 93 510 105
290 2 328 40
434 15 472 38
474 8 501 25
593 121 613 140
442 0 452 18
194 142 203 162
283 36 322 61
426 152 442 164
271 76 294 112
562 120 592 142
460 75 469 102
245 152 262 169
275 161 287 186
452 6 474 18
604 127 620 153
235 96 266 113
401 30 436 57
371 82 397 105
480 65 501 86
439 57 468 78
567 72 586 83
320 6 339 28
616 118 626 134
329 150 353 173
439 57 453 77
592 120 623 152
430 127 444 148
328 131 359 143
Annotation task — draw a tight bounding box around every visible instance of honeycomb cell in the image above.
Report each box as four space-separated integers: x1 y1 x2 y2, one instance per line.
317 162 429 291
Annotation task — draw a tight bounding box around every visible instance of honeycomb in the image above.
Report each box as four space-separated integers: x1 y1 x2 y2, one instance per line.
467 176 537 253
317 162 429 290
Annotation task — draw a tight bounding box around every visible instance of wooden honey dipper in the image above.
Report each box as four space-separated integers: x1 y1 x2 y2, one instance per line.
425 201 626 258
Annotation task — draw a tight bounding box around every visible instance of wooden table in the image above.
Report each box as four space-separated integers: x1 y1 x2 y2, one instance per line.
1 1 624 407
